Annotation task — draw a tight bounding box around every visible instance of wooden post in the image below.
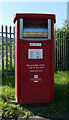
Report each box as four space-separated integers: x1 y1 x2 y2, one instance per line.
10 26 12 74
65 33 66 70
2 25 4 74
13 27 15 74
54 31 56 71
63 33 65 70
57 31 59 71
59 31 60 71
5 26 8 74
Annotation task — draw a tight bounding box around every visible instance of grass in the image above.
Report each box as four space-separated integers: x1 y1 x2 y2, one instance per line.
1 71 69 119
2 75 15 101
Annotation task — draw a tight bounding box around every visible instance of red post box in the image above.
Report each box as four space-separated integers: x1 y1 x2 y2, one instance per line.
13 13 56 104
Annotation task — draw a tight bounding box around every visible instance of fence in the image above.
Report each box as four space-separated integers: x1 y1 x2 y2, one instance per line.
54 31 66 71
0 25 67 75
0 25 15 75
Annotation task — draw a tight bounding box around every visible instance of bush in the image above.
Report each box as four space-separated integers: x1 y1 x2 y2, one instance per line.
2 102 33 119
2 102 21 119
2 86 15 102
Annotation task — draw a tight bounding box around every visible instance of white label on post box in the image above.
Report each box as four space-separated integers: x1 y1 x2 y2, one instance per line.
28 49 43 59
34 81 38 82
30 43 42 46
34 75 38 78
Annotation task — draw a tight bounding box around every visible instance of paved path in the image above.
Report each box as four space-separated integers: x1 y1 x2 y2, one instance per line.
1 115 69 120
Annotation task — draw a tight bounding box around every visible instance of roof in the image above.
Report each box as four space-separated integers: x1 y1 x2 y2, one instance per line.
13 13 56 23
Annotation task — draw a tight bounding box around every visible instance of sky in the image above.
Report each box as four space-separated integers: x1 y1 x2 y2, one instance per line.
0 2 67 29
67 1 69 21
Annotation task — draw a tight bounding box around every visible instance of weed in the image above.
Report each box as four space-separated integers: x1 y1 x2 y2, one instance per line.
2 71 68 118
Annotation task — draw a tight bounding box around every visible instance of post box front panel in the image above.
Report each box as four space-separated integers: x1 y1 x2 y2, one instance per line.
14 14 55 104
19 40 51 104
